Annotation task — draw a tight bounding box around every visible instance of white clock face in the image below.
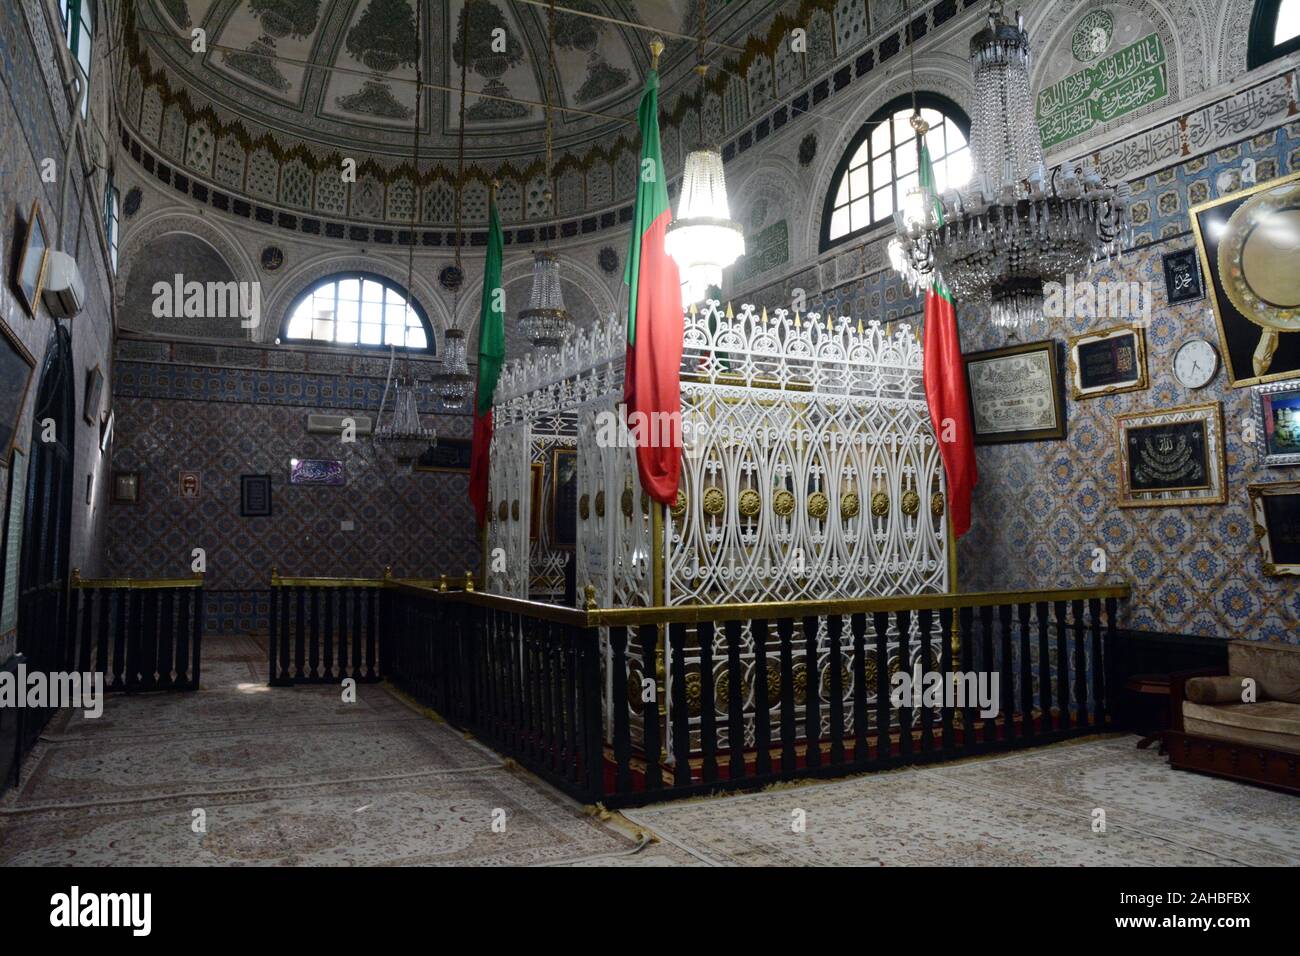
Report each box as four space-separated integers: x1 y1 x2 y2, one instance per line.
1174 339 1219 389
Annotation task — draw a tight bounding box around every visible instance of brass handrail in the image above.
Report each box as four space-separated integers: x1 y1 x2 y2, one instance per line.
389 581 589 626
71 569 205 590
388 582 1131 628
271 568 469 590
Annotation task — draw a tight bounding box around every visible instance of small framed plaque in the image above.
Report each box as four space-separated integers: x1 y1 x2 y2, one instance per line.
1162 247 1204 305
289 458 344 486
240 474 272 517
1251 379 1300 466
413 438 472 474
112 471 139 504
1116 402 1226 507
1247 481 1300 576
1067 325 1148 400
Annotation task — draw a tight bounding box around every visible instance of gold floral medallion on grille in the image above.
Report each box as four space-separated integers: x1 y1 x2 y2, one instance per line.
773 489 795 517
841 491 860 519
901 490 920 516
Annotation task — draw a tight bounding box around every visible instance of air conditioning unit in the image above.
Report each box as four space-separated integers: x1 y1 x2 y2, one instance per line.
306 413 373 436
41 251 85 318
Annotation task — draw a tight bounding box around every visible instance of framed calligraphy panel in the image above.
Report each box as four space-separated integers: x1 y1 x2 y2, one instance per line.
1116 402 1226 508
964 340 1066 444
1068 325 1148 399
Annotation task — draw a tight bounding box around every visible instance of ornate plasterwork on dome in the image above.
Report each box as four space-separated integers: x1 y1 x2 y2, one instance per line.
135 0 802 163
117 0 963 227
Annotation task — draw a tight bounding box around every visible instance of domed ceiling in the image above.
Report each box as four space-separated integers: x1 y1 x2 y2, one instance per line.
139 0 780 163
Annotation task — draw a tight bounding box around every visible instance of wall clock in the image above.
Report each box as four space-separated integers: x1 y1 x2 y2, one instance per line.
1173 338 1220 389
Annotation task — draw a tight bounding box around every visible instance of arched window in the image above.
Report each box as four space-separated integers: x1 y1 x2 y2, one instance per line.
820 94 971 252
282 274 433 351
1249 0 1300 68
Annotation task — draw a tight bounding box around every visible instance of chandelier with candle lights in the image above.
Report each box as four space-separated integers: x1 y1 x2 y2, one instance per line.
664 0 744 307
889 1 1131 333
375 1 435 460
428 2 477 411
519 251 572 350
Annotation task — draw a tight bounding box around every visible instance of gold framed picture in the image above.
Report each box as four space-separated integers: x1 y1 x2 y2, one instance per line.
0 319 36 463
15 201 50 318
1247 481 1300 576
1116 402 1226 507
1190 169 1300 387
1067 324 1148 400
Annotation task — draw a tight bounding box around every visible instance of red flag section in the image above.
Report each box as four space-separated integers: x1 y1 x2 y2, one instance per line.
622 65 683 505
918 141 978 538
922 285 978 538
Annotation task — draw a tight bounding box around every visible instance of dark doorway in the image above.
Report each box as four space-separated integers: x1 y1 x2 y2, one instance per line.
16 324 76 755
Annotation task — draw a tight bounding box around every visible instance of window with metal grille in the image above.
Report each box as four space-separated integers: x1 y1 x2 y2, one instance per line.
282 274 433 352
821 95 971 252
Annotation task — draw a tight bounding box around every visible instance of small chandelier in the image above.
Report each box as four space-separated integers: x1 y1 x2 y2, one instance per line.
374 5 436 465
665 148 745 307
432 326 472 410
889 1 1131 333
666 6 745 309
375 378 435 462
519 251 571 349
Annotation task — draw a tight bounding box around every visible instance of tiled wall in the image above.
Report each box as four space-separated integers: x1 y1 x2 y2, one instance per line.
107 347 479 634
953 123 1300 643
0 0 117 660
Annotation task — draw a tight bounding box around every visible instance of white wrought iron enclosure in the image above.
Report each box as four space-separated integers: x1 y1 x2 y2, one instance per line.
486 303 950 757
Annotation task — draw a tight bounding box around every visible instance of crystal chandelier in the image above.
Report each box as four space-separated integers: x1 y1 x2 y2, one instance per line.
432 326 472 410
519 251 572 349
376 377 435 462
375 5 435 464
890 1 1131 333
665 147 745 307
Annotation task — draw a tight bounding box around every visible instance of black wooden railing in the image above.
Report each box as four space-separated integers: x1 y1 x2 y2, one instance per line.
386 583 606 803
267 569 453 686
67 571 206 692
366 583 1129 809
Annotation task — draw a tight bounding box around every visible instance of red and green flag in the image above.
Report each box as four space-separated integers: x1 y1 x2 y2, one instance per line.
919 142 978 538
469 193 505 529
623 65 684 506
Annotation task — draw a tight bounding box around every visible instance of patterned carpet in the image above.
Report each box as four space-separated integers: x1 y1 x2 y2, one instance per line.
0 636 692 866
623 738 1300 866
2 636 1294 866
